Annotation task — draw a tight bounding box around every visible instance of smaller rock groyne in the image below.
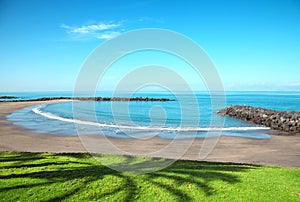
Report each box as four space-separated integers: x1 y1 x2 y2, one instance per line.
218 106 300 134
0 97 174 102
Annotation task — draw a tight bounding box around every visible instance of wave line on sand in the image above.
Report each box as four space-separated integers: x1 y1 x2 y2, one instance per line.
32 105 270 132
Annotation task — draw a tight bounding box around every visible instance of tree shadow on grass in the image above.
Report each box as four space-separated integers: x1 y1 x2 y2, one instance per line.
0 152 44 162
0 152 260 201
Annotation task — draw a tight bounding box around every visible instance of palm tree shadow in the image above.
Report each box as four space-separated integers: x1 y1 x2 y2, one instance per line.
107 155 259 200
0 152 44 163
0 152 259 201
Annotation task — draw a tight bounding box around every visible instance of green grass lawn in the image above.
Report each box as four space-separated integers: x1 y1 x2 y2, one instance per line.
0 152 299 202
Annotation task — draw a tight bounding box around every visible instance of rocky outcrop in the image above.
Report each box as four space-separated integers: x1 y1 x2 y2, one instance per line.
218 106 300 134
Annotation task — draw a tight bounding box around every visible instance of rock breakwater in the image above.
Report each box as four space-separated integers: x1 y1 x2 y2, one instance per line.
0 97 175 102
218 106 300 134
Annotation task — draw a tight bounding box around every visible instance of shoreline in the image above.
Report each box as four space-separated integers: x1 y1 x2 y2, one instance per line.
0 100 299 168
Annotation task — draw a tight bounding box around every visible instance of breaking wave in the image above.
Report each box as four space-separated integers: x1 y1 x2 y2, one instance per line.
32 105 270 132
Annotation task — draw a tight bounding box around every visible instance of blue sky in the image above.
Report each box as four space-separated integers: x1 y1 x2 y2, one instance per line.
0 0 300 92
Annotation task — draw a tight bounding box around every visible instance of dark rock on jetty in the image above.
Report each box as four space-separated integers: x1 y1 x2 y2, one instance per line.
81 97 174 102
0 97 174 102
218 105 300 134
0 96 19 99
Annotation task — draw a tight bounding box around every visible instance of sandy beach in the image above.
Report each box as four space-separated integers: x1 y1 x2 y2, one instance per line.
0 100 299 168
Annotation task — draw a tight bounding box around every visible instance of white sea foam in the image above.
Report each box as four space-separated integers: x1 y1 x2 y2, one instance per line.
32 105 270 132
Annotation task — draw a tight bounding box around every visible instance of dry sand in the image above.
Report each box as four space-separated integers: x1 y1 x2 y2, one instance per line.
0 101 299 168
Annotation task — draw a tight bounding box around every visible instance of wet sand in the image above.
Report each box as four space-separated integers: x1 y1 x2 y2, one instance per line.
0 101 299 168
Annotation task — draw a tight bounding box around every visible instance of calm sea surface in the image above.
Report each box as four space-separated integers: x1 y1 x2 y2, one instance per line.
4 91 300 139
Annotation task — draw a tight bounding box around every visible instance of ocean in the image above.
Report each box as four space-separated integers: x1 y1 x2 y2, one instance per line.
4 91 300 139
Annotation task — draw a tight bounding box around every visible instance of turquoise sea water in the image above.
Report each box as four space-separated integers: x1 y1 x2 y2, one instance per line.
5 91 300 139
